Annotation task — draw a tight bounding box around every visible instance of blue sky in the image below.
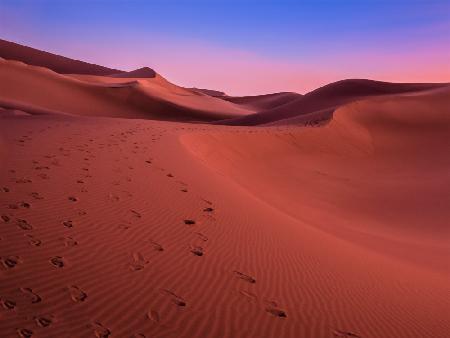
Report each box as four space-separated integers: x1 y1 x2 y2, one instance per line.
1 0 449 94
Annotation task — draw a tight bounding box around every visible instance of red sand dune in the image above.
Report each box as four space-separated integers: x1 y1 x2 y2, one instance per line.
1 41 449 338
110 67 157 78
221 91 302 110
0 38 122 75
0 57 253 121
218 79 449 126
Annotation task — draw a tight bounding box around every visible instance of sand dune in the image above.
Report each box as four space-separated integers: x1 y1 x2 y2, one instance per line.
109 67 157 78
0 58 253 121
219 79 449 125
0 38 122 75
221 92 302 110
1 41 449 338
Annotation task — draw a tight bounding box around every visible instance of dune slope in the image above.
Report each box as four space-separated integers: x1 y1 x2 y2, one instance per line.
0 38 122 75
0 58 253 121
219 79 448 125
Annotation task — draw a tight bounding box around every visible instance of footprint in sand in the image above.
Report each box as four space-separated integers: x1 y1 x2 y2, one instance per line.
25 234 42 247
180 188 188 193
1 256 22 269
30 192 43 200
61 236 78 247
1 187 10 192
17 219 33 230
68 196 78 202
147 309 160 323
129 210 142 219
91 321 111 338
62 220 74 228
20 287 42 303
167 173 174 178
68 285 87 302
332 330 361 337
149 241 164 252
264 301 287 318
118 222 131 230
1 214 10 222
203 207 214 212
239 290 258 301
19 201 32 209
16 328 33 338
35 315 55 328
129 252 149 271
15 178 32 184
234 271 256 284
190 245 204 257
195 232 208 242
161 289 186 307
37 173 50 180
184 219 196 225
1 298 16 310
50 256 66 268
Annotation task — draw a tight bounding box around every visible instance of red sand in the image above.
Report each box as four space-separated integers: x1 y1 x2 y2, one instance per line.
1 42 449 338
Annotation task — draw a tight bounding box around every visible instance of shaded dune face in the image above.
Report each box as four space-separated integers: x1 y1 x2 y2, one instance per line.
0 58 253 121
218 80 449 126
0 38 122 75
181 88 450 273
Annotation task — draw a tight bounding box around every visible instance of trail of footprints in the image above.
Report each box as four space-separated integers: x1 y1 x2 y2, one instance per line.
0 123 363 338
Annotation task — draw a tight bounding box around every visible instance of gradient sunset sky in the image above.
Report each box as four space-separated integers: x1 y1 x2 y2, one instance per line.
1 0 449 95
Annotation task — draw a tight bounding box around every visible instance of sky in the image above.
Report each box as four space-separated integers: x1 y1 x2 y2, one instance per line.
0 0 449 95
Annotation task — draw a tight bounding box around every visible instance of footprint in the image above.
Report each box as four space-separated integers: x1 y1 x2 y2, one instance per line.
68 196 78 202
25 234 42 247
234 271 256 284
20 288 42 303
332 330 361 337
1 298 16 310
15 178 32 184
1 256 22 269
61 236 78 247
195 232 208 242
118 223 131 230
190 246 204 257
201 198 213 205
35 315 54 327
91 321 111 338
129 210 142 219
16 328 33 338
146 309 160 323
68 285 87 302
1 214 10 222
62 220 74 228
265 306 287 318
17 219 33 230
37 173 50 180
161 289 186 307
50 256 66 268
167 173 174 178
184 219 195 225
129 252 149 271
203 207 214 212
239 290 257 301
149 241 164 252
19 201 31 209
30 192 43 200
1 187 10 192
180 188 188 193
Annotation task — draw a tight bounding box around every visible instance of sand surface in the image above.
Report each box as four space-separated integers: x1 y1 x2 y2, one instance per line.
1 42 450 338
